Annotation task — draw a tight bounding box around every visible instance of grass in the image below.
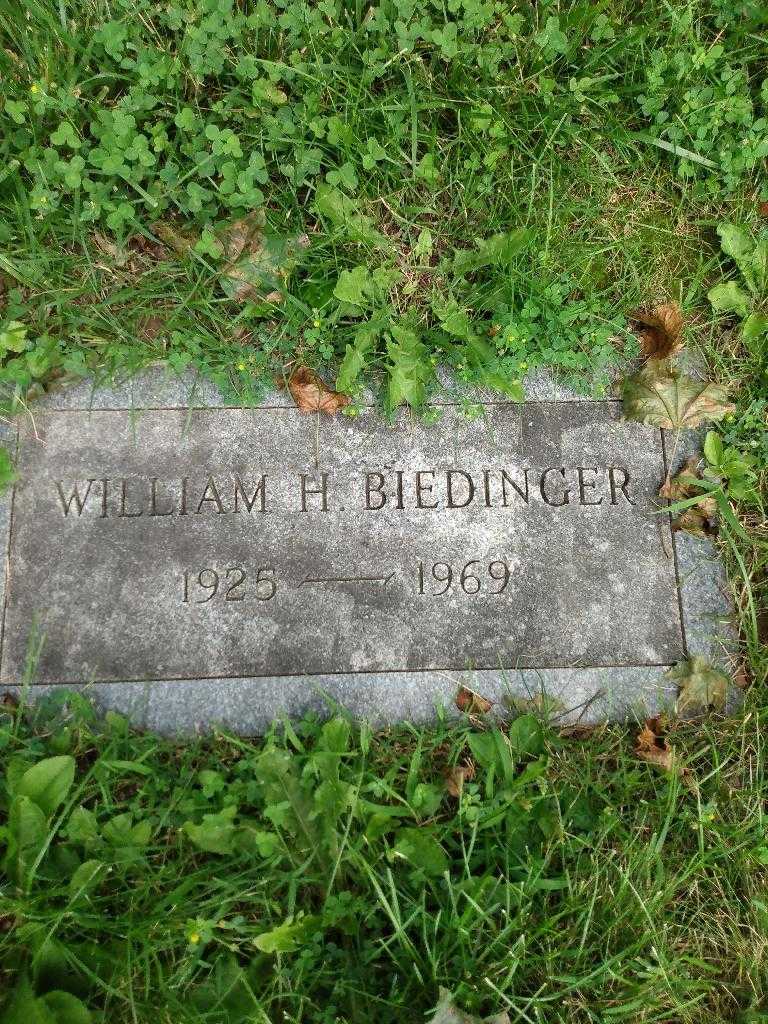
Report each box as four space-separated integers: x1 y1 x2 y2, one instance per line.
2 694 768 1024
0 0 767 1020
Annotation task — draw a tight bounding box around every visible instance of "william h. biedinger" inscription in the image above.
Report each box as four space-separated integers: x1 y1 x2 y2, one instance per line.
53 464 635 519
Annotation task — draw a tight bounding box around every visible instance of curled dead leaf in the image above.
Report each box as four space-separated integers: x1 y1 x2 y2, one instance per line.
622 365 734 430
284 366 350 415
445 763 476 797
455 685 493 715
630 301 684 360
659 458 718 538
635 717 679 774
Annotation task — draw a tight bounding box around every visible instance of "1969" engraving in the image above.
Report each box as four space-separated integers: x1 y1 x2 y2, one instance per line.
417 560 511 596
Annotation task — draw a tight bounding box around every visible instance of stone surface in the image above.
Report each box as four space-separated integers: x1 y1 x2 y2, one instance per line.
0 367 738 732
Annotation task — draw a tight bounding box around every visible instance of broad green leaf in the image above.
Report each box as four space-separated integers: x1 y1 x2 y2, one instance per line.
703 430 724 466
253 915 318 953
39 992 91 1024
320 716 351 754
669 657 729 715
313 185 387 248
707 281 751 318
3 795 49 886
183 807 237 855
467 730 515 781
741 312 768 353
101 812 151 850
507 714 545 759
0 976 54 1024
393 827 448 876
622 366 734 429
17 756 75 817
717 223 758 293
333 266 371 307
67 806 100 847
68 859 107 902
0 321 28 354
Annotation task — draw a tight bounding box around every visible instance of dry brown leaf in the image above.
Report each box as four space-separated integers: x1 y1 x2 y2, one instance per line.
285 366 350 415
559 723 599 740
630 302 684 360
455 685 492 715
635 717 679 774
759 201 768 218
659 458 718 537
445 763 476 797
137 315 165 341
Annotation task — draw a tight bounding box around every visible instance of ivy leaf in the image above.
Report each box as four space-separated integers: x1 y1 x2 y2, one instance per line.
386 325 433 413
336 325 379 394
707 281 751 318
622 365 733 429
669 657 729 715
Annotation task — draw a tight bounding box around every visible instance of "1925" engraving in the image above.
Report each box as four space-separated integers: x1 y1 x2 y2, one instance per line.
417 559 511 596
181 566 276 603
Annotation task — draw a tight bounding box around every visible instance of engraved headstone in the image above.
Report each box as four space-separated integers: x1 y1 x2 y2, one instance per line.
0 371 734 732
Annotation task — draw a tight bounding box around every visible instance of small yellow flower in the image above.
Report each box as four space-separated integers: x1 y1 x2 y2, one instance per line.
30 83 39 94
237 362 245 371
313 319 321 328
189 932 201 945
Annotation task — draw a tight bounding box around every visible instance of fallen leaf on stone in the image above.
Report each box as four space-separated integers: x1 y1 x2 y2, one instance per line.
445 763 476 797
284 366 350 414
659 458 718 537
630 301 684 360
427 989 511 1024
455 685 492 715
635 717 679 774
669 657 729 715
622 365 734 430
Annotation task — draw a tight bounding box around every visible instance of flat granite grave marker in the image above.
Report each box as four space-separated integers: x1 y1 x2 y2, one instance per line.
0 369 735 732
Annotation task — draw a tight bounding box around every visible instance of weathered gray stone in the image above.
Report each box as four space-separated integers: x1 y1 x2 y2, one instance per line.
0 367 738 733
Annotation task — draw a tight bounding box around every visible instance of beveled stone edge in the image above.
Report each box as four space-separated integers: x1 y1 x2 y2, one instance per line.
1 665 681 735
